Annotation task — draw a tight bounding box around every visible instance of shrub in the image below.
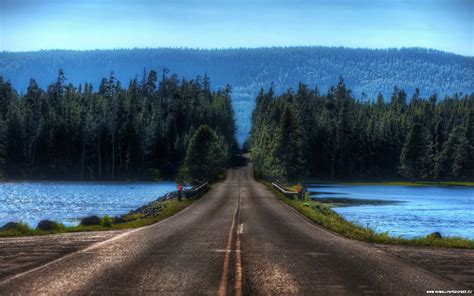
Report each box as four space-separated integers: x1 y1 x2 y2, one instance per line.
121 213 145 222
101 215 114 227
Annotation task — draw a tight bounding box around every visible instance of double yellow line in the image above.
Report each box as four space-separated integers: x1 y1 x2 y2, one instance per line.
218 187 243 296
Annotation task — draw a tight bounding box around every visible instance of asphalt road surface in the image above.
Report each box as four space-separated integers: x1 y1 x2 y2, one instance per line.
0 154 468 295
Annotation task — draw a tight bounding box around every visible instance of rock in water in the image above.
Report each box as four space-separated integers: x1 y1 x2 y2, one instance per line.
37 220 60 231
80 215 101 226
427 232 443 239
0 222 20 231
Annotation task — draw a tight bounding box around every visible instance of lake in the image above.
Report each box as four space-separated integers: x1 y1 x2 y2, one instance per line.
0 182 176 227
307 184 474 239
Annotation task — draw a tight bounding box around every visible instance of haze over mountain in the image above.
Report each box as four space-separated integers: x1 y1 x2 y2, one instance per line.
1 46 473 144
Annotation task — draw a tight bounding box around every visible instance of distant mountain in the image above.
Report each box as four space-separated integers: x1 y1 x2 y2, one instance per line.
1 47 473 145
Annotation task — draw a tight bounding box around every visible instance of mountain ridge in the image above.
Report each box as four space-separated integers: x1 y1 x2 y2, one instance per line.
1 46 473 144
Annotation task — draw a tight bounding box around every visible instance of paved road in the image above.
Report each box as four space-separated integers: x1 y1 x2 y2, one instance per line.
0 155 468 295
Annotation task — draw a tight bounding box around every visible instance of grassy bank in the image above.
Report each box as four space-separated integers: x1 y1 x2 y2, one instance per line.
0 199 193 237
265 182 474 249
337 181 474 187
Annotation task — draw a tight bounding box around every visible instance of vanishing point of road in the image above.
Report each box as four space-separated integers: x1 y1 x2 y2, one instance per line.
0 154 468 295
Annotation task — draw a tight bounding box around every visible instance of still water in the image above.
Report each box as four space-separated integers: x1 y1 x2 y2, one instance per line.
0 182 176 227
307 185 474 239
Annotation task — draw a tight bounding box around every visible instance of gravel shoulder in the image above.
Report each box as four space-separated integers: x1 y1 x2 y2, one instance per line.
376 244 474 288
0 191 197 284
0 230 126 282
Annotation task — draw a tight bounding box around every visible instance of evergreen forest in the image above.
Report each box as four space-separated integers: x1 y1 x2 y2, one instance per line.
1 67 473 182
249 79 474 181
0 70 236 181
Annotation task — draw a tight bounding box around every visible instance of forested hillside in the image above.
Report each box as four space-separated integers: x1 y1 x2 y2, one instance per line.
249 79 474 180
0 70 236 180
1 47 473 144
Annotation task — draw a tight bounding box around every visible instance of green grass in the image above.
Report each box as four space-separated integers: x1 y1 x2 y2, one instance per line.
264 182 474 249
0 199 194 237
338 181 474 187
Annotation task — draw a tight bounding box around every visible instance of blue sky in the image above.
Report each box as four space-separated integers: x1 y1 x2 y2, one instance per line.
1 0 473 56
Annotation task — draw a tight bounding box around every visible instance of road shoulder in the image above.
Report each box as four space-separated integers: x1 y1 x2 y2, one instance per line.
0 230 125 282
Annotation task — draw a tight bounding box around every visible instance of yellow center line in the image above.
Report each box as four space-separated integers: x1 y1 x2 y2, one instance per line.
218 189 239 296
234 189 243 296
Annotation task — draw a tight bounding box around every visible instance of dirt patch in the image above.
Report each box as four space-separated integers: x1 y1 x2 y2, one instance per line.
376 244 474 288
0 230 125 282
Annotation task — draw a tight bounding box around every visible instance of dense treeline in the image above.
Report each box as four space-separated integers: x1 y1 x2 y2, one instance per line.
249 79 474 181
0 70 236 180
2 47 473 145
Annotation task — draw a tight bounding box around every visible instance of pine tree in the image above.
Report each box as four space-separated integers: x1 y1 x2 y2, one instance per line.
185 125 226 182
463 109 474 177
5 101 25 177
0 77 15 120
452 136 469 178
277 106 306 180
0 119 6 179
434 126 464 179
19 79 42 175
399 123 433 180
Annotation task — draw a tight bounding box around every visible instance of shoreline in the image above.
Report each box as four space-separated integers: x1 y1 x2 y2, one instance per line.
265 181 474 249
0 189 202 237
302 180 474 187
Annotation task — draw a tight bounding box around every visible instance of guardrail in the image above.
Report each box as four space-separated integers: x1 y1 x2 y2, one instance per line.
157 182 209 201
271 182 302 199
184 182 209 198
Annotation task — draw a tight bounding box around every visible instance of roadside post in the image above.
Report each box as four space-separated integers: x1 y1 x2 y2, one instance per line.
177 184 183 202
296 185 305 200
